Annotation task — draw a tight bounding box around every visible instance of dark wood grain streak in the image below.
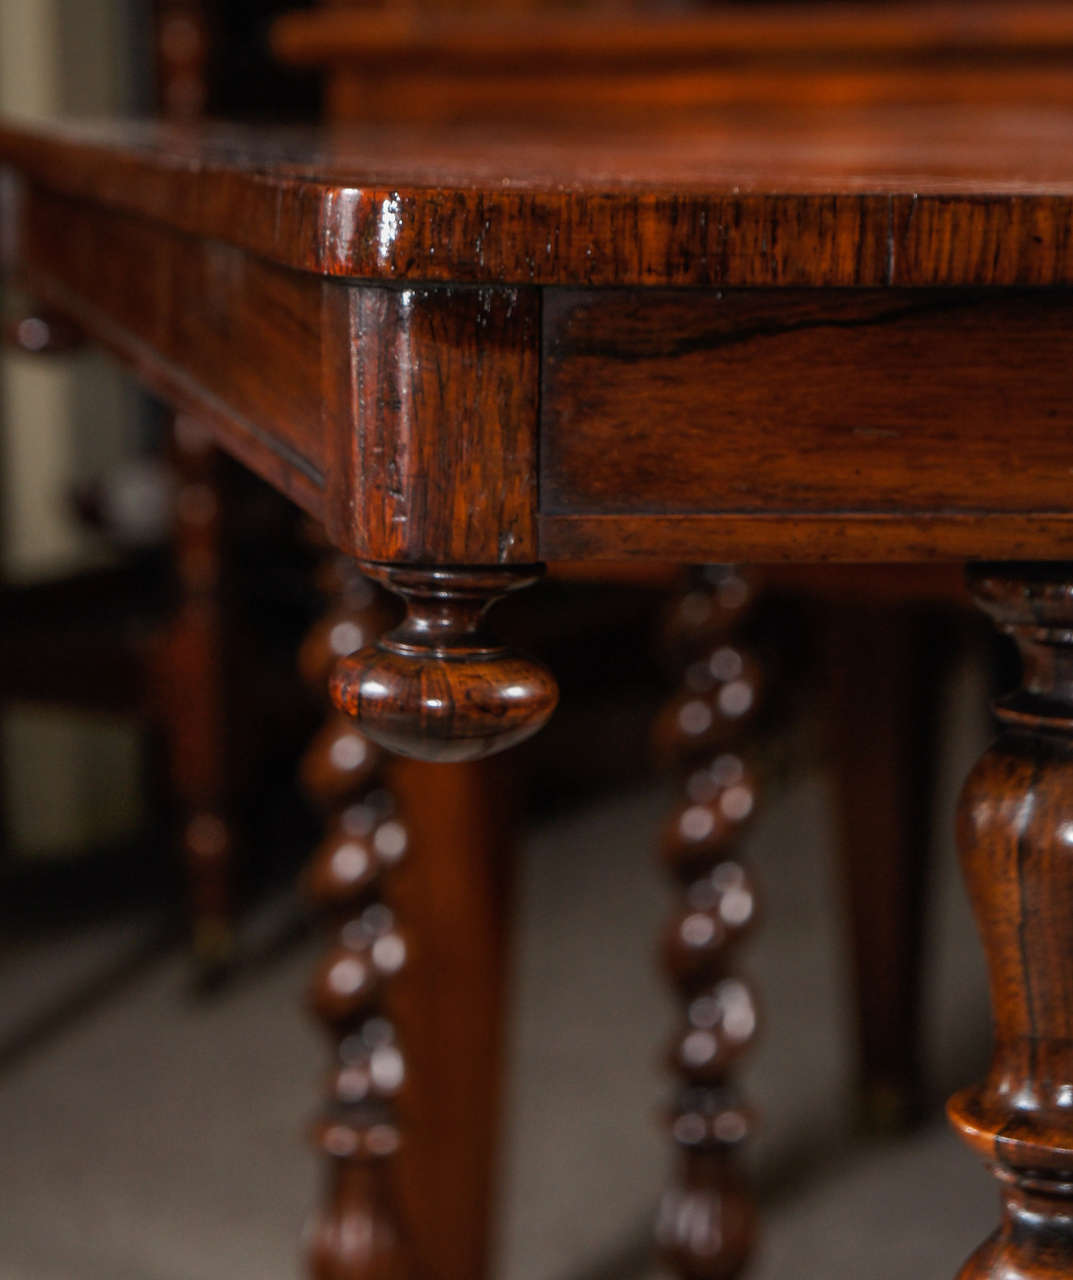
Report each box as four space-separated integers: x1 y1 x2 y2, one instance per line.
9 114 1073 287
332 566 557 763
538 287 1073 562
322 285 539 565
543 289 1073 518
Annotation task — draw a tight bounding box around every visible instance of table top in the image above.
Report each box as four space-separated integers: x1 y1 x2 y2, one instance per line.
6 109 1073 568
5 108 1073 286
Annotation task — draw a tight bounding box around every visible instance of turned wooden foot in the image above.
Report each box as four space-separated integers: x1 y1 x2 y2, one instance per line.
332 565 557 763
654 567 761 1280
949 564 1073 1279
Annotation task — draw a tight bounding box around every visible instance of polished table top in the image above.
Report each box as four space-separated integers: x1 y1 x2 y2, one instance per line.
4 109 1073 286
3 110 1073 568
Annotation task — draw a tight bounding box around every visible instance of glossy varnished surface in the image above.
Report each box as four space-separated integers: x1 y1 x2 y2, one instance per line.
8 109 1073 563
331 567 558 763
539 288 1073 562
8 109 1073 287
950 566 1073 1277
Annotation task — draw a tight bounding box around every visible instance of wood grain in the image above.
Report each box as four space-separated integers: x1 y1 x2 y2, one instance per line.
950 565 1073 1277
8 113 1073 287
386 755 516 1280
322 285 540 565
541 289 1073 562
17 182 325 519
331 566 558 763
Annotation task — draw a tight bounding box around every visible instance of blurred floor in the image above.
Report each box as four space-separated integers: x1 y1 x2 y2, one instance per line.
0 651 996 1280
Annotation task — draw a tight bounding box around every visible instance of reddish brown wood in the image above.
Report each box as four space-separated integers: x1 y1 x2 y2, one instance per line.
305 565 517 1279
11 90 1073 1279
162 415 234 978
10 112 1073 289
949 564 1073 1277
386 755 516 1280
274 3 1073 70
320 284 540 565
15 184 326 520
539 515 1073 567
824 600 959 1128
541 289 1073 563
655 567 761 1280
273 3 1073 125
331 566 557 762
10 121 1073 562
300 553 411 1278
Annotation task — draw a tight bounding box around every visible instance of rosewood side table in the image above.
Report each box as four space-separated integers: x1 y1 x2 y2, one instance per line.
3 108 1073 1278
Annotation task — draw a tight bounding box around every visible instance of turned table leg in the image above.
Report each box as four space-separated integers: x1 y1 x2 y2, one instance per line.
167 414 234 982
309 560 554 1278
298 551 407 1276
387 754 517 1280
949 564 1073 1277
653 567 760 1280
824 601 954 1130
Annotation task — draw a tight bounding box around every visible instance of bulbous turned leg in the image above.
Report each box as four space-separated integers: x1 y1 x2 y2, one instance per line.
654 567 762 1280
949 564 1073 1279
300 551 410 1278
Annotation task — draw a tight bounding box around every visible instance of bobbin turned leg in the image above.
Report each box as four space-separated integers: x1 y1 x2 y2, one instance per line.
298 551 407 1277
653 567 761 1280
949 564 1073 1279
